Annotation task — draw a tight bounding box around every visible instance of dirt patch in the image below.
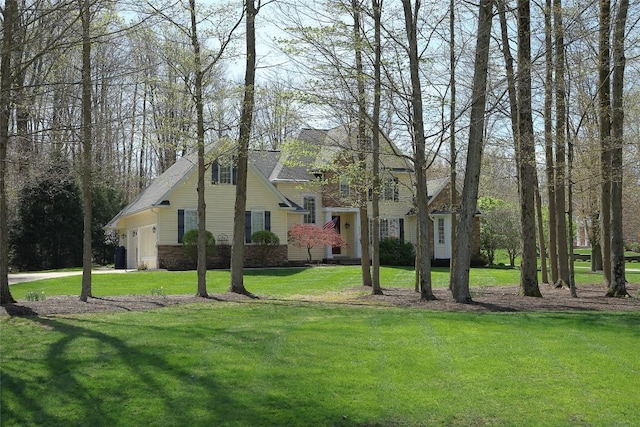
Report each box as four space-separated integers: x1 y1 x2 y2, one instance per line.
356 283 640 312
1 283 638 316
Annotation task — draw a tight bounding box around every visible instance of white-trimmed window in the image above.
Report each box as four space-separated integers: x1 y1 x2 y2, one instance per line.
212 158 236 185
382 176 399 201
340 179 350 197
303 195 316 224
219 164 233 184
438 217 445 244
178 209 198 243
245 210 271 243
369 218 404 243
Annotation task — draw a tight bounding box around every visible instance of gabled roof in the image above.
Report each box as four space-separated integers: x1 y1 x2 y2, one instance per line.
106 146 307 229
250 149 315 182
106 150 199 228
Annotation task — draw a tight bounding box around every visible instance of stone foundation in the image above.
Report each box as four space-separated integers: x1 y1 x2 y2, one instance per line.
158 244 287 270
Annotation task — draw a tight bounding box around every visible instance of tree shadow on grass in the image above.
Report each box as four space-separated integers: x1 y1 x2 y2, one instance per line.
1 315 252 426
1 313 358 427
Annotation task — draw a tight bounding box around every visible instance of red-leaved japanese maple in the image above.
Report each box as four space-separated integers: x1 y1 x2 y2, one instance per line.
288 224 346 262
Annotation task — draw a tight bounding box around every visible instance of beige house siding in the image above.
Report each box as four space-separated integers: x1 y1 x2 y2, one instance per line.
157 166 290 246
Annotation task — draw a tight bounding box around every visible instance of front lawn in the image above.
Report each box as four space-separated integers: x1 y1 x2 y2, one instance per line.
8 265 640 300
2 303 638 426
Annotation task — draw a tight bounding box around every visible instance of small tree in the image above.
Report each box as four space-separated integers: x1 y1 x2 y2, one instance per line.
288 224 346 263
478 197 506 265
182 229 215 264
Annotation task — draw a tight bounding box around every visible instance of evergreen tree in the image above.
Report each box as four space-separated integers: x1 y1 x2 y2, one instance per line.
11 158 83 270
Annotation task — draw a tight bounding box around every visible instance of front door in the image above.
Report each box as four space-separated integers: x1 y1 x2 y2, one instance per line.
434 216 451 259
332 215 341 255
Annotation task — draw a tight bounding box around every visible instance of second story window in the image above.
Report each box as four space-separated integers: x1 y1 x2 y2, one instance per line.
303 196 316 224
219 164 233 184
340 179 350 198
382 176 399 201
212 158 237 185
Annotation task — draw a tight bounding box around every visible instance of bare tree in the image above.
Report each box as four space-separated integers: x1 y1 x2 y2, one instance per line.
447 0 457 292
401 0 435 301
553 0 570 288
188 0 209 297
79 0 93 302
370 0 383 295
516 0 541 297
352 0 372 288
0 0 18 305
544 0 559 285
599 0 612 287
451 0 494 303
230 0 258 296
607 0 629 297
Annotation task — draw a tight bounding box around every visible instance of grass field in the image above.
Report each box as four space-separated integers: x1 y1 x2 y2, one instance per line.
2 302 639 426
3 266 639 426
8 264 640 300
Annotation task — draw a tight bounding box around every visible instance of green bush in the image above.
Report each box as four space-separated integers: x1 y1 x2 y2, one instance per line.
251 230 281 266
471 253 489 267
182 229 216 262
379 238 415 266
251 230 280 246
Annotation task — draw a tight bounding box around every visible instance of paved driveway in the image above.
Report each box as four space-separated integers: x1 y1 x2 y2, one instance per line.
8 269 131 285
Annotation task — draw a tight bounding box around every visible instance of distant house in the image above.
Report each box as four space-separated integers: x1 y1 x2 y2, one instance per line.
106 125 480 269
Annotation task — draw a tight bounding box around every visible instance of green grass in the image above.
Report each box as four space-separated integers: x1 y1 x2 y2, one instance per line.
9 265 640 300
2 303 638 426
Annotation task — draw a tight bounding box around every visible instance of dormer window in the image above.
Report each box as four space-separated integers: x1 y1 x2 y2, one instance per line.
211 158 237 185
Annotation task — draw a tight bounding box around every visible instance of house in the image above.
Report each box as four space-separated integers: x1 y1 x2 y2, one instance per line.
105 125 480 269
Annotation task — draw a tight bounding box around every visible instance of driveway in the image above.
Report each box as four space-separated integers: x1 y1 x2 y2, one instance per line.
8 269 132 285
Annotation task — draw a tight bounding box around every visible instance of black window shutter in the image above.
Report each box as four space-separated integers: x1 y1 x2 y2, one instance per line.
178 209 185 243
211 160 219 184
265 211 271 231
232 165 238 185
399 218 405 242
245 211 252 243
368 188 373 201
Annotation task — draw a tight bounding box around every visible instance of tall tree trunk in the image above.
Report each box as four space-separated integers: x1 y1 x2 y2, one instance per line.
535 181 549 284
451 0 494 303
351 0 372 288
599 0 612 287
448 0 457 291
517 0 542 297
553 0 569 288
230 1 257 296
567 129 577 297
371 0 383 295
401 0 435 301
607 0 628 297
0 0 17 305
544 0 559 284
79 0 93 302
189 0 208 297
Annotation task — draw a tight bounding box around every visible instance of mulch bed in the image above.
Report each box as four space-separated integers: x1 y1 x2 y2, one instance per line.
1 283 638 317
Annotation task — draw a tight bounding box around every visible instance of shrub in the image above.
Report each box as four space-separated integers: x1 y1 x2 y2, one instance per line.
470 253 489 267
182 229 216 262
251 230 280 246
251 230 281 266
379 238 415 266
